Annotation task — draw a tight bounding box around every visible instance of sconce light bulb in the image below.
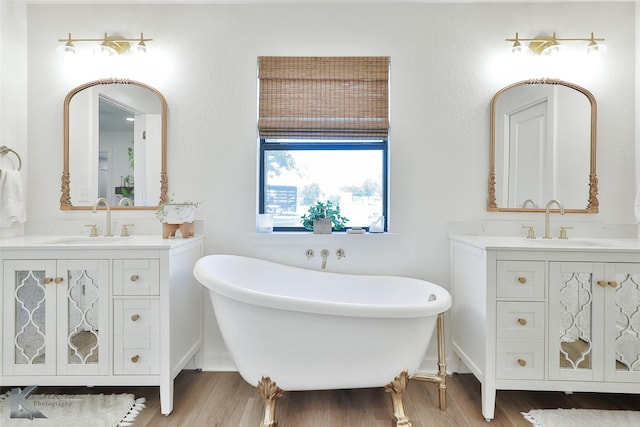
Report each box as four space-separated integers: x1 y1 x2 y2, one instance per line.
58 42 76 56
133 32 148 56
510 33 527 55
511 42 526 55
57 33 76 56
541 44 560 56
96 44 116 57
135 41 147 55
94 33 118 57
587 43 607 55
587 33 607 55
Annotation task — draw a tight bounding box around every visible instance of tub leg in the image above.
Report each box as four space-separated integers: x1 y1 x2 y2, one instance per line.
384 370 412 427
257 376 284 427
412 312 447 411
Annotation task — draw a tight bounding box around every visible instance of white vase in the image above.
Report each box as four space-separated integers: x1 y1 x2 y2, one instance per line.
157 204 196 224
313 218 332 234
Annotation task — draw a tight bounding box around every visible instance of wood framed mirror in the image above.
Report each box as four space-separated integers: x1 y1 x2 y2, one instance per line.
488 78 598 213
61 78 168 210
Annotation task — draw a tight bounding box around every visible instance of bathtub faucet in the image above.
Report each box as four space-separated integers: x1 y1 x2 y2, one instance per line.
320 249 329 269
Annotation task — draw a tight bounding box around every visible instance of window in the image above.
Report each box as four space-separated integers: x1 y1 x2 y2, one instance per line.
257 57 390 232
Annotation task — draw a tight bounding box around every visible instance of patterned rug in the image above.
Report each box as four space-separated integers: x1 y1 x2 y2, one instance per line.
0 391 145 426
523 408 640 427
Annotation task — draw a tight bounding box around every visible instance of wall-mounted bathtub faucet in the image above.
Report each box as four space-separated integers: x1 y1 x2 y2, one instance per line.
305 249 314 260
320 249 329 269
336 248 346 259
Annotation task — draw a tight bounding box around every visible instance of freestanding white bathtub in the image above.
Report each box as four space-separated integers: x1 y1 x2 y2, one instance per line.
193 254 452 426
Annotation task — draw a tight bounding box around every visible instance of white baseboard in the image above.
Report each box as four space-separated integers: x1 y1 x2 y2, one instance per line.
202 352 237 372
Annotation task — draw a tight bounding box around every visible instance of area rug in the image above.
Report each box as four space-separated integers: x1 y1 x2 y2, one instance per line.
523 408 640 427
0 391 145 426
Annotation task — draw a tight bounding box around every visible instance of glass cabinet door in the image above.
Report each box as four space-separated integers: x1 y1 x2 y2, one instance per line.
3 260 57 376
604 264 640 383
549 262 605 382
550 262 640 383
2 259 109 376
56 260 109 376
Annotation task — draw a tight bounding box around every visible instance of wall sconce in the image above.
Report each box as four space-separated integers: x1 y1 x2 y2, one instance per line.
506 32 606 56
57 33 152 56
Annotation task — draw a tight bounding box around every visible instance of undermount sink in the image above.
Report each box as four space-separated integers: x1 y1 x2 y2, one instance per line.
523 238 610 247
42 236 132 245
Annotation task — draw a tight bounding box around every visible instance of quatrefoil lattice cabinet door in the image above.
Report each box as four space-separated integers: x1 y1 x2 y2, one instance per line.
549 262 640 383
3 259 109 376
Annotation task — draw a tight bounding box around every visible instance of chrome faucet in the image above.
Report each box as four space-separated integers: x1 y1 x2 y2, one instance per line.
92 197 113 237
543 199 565 239
522 199 537 208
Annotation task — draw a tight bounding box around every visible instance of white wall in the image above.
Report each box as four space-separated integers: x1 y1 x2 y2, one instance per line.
18 2 637 370
636 0 640 228
0 1 28 237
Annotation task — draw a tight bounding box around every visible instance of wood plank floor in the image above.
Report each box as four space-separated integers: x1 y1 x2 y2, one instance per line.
6 370 640 426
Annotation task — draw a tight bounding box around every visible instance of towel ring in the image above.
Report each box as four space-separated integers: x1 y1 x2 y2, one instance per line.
0 146 22 171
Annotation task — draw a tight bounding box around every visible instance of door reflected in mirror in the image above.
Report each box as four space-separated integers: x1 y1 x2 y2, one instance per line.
488 79 598 213
61 79 168 210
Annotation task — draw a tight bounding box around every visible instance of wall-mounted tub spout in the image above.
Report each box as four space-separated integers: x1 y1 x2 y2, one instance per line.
321 249 329 269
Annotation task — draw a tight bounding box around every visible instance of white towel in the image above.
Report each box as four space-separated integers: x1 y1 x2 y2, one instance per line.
0 169 27 228
635 185 640 224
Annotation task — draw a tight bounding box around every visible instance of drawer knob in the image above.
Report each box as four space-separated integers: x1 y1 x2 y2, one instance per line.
608 281 618 288
517 358 527 367
131 355 139 363
130 274 139 282
597 280 607 287
54 277 64 284
518 277 527 284
44 277 54 284
131 314 140 321
518 318 527 326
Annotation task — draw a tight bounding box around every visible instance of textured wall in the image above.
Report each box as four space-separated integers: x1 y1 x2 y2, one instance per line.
22 2 636 369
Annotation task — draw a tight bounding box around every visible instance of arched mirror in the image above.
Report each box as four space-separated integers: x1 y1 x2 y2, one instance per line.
61 78 168 210
488 78 598 213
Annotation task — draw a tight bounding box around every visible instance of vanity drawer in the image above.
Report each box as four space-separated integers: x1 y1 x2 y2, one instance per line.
113 336 160 375
114 299 160 336
113 259 160 295
497 302 544 341
497 261 545 300
496 341 544 380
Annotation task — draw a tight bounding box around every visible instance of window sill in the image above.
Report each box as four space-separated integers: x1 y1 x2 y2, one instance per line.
248 231 397 245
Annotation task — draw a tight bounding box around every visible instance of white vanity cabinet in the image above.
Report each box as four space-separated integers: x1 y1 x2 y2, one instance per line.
450 236 640 421
0 236 204 415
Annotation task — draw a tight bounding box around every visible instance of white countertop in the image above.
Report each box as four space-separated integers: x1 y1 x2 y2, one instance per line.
0 234 204 250
450 235 640 252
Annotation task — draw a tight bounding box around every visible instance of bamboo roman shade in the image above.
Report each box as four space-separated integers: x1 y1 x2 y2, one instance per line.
258 56 390 140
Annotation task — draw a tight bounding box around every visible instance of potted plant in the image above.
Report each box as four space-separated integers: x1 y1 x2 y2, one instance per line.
301 200 349 234
155 197 200 224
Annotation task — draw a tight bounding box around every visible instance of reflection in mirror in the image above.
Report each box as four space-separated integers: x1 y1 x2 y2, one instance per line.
488 79 598 213
558 271 592 371
61 79 168 210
